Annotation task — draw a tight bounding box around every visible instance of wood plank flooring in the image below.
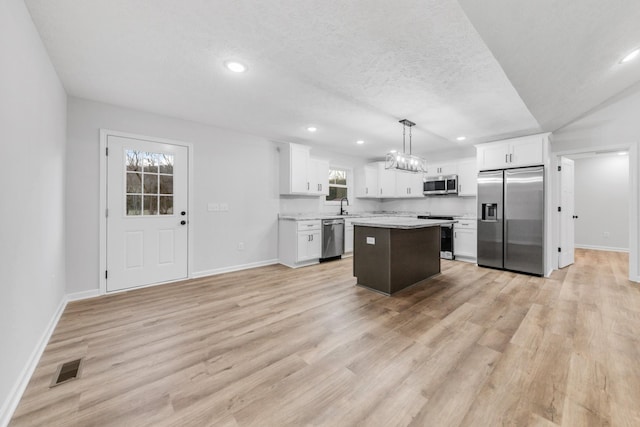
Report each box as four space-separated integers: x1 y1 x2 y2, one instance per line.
10 249 640 426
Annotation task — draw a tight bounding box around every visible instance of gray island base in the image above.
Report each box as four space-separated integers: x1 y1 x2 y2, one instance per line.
351 218 455 295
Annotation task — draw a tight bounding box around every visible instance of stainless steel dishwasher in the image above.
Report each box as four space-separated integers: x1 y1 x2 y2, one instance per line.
321 219 345 260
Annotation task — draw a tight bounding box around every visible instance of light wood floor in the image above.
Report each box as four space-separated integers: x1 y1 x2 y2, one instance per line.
10 249 640 426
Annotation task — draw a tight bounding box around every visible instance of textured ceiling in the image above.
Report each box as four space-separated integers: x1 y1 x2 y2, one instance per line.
23 0 640 159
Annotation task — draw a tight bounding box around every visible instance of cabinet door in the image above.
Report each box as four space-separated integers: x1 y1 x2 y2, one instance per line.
395 171 411 197
457 159 477 196
308 231 322 259
426 162 457 175
377 162 397 197
290 144 311 193
297 232 311 261
344 225 354 253
454 227 477 258
356 165 378 198
477 143 509 171
439 163 458 175
510 137 544 167
408 173 425 197
310 158 329 195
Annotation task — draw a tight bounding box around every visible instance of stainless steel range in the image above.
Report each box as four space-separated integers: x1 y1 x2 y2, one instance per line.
417 215 454 259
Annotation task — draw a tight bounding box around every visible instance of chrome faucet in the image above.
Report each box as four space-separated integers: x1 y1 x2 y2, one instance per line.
340 197 349 215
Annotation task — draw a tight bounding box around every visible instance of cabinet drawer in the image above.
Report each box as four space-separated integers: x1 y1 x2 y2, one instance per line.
454 220 477 229
297 220 321 231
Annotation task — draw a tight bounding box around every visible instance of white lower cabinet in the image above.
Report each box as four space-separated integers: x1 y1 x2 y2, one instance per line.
454 220 477 261
279 219 322 267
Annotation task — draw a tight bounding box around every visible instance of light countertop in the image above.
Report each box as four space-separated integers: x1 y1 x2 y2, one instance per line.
278 212 428 221
350 217 456 229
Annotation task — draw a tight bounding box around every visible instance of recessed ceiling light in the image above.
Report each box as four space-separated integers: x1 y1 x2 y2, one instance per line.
356 140 364 145
390 149 397 153
620 48 640 64
307 126 317 132
456 136 466 141
618 151 628 155
225 61 247 73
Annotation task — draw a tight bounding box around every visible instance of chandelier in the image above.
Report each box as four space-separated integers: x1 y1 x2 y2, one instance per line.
385 119 426 173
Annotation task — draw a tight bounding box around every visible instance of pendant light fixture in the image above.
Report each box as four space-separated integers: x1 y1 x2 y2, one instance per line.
385 119 426 173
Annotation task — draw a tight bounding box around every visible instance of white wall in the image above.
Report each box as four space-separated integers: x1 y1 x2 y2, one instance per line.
573 155 629 251
0 0 67 423
67 97 284 292
552 82 640 280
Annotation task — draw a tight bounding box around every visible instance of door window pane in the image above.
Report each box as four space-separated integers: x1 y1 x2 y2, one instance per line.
159 175 173 194
144 195 158 215
126 151 142 171
144 174 158 194
143 152 158 173
127 173 142 193
159 196 173 215
125 150 174 216
126 195 142 215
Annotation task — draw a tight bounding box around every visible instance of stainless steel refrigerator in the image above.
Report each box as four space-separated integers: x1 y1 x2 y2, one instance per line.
477 166 544 276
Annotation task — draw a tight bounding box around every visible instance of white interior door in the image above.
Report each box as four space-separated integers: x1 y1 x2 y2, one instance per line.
559 157 575 268
106 135 188 292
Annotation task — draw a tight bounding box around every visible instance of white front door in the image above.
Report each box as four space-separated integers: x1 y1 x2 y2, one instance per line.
106 135 189 292
559 157 575 268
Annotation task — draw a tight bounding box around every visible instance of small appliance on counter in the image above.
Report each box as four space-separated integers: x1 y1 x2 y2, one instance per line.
417 215 454 259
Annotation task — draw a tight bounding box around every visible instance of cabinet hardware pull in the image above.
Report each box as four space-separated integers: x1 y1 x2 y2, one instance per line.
307 182 310 190
505 154 508 163
510 153 513 163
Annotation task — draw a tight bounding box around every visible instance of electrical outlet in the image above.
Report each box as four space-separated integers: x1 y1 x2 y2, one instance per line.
220 203 229 211
237 242 245 251
207 203 219 211
604 232 610 238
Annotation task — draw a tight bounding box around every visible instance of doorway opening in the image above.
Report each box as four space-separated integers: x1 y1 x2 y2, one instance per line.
553 144 637 282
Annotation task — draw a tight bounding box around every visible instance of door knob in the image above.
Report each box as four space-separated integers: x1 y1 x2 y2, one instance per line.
180 220 186 225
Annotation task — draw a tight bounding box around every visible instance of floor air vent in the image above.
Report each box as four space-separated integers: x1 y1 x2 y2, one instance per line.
50 358 83 388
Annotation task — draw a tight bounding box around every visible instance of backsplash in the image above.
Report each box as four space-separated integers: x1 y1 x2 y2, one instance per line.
380 196 476 217
280 195 476 217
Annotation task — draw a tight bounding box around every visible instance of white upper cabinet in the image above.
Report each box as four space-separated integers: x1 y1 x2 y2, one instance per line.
425 162 457 176
309 158 329 195
355 164 378 198
279 143 329 196
476 133 549 171
376 162 397 198
395 171 424 198
456 158 477 197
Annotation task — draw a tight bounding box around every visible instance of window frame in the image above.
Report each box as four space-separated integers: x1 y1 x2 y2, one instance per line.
325 166 352 205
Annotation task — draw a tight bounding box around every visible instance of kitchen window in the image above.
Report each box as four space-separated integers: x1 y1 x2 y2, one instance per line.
326 167 350 202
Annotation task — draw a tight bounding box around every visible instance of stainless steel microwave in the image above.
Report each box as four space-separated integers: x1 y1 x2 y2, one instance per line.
423 175 458 195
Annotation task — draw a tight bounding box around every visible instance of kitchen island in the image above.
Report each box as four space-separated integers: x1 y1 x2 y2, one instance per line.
351 217 456 295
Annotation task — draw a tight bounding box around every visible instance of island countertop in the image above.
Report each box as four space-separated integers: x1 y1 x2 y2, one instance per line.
350 218 456 229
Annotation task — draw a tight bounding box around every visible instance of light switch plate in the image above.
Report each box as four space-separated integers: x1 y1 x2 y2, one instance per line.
366 237 375 245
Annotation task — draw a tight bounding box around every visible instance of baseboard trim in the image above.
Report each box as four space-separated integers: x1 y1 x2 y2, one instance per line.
192 259 279 278
575 244 629 253
0 295 67 427
66 289 101 302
